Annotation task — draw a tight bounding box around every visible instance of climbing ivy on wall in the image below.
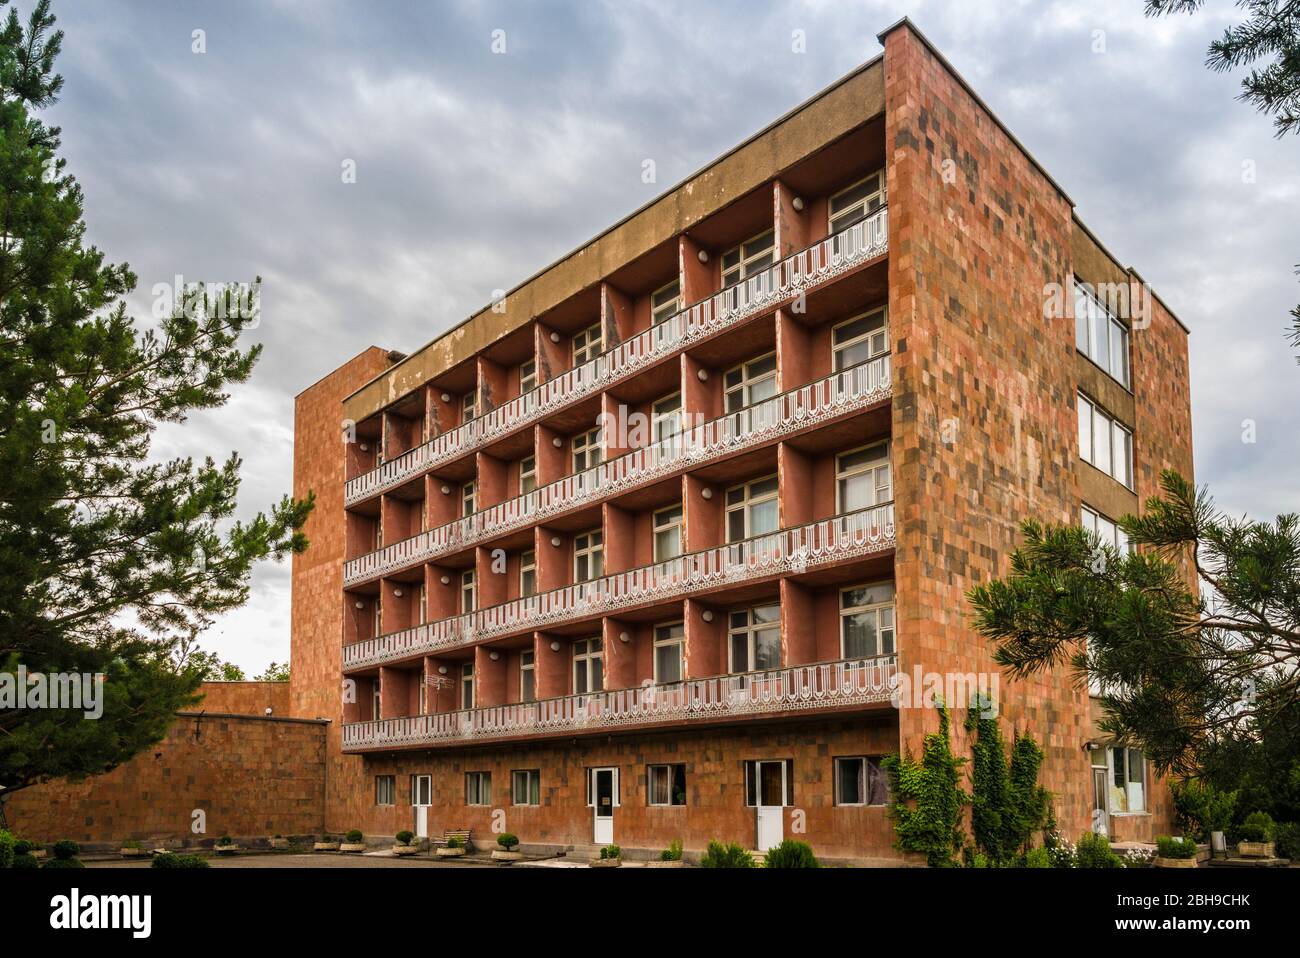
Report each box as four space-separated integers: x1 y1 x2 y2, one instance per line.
882 704 969 867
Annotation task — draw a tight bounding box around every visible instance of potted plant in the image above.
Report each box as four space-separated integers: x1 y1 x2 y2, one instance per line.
647 838 685 868
591 844 622 868
313 834 341 852
120 839 146 858
340 829 367 853
269 834 290 850
43 840 85 869
1154 836 1198 868
492 833 523 861
1236 812 1276 858
214 835 239 855
436 834 466 857
16 839 46 861
392 831 420 856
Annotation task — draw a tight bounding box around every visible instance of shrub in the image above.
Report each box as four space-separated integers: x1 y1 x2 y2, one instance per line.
599 844 620 860
13 839 34 855
0 831 14 869
699 840 754 869
1274 821 1300 860
497 833 519 850
882 705 968 867
216 835 234 847
764 839 819 868
12 854 39 869
1156 836 1198 860
152 853 210 869
345 829 364 844
1075 832 1123 868
1024 847 1052 868
1170 779 1237 842
395 830 414 846
122 839 143 850
52 839 80 860
446 834 463 849
660 838 683 862
1237 811 1276 843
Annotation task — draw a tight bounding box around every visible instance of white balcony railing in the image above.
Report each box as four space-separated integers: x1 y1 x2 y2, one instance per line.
342 655 896 752
342 503 896 671
344 208 889 505
343 354 892 586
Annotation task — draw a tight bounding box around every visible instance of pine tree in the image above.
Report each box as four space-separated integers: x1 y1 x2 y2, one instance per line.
0 1 312 808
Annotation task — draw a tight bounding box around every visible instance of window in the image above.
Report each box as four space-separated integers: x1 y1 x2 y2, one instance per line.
653 504 683 562
461 480 476 517
461 662 474 709
465 771 491 806
372 599 382 639
840 582 896 659
460 569 476 612
833 757 890 806
721 229 775 288
725 475 779 542
572 426 603 472
520 549 536 597
829 170 886 234
1077 393 1133 488
573 637 603 694
371 678 381 720
573 529 604 582
647 763 687 806
1108 746 1145 813
651 392 683 444
375 775 395 806
837 442 891 513
520 650 535 702
653 623 684 684
1074 280 1131 388
744 759 794 807
461 390 477 422
728 604 781 673
411 773 431 807
833 307 888 371
651 279 680 326
724 353 777 413
418 674 427 714
519 358 537 395
1082 505 1133 555
519 455 537 495
572 322 603 366
512 769 541 806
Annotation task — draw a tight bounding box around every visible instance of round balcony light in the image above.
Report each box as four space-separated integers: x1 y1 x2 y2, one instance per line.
696 249 708 264
791 196 805 212
550 536 562 547
552 436 563 448
437 665 448 675
696 368 708 382
619 631 630 643
549 331 561 343
701 487 713 500
489 651 500 661
354 601 365 610
393 588 403 598
440 575 451 585
359 443 369 452
702 610 714 622
440 392 451 403
440 484 451 495
550 641 561 652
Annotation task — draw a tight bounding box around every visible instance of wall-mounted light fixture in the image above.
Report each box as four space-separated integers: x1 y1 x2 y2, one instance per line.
437 665 448 675
697 249 709 263
354 601 365 609
702 610 714 622
551 536 562 547
488 651 500 661
696 368 708 381
791 196 805 212
393 588 403 598
440 484 451 495
440 392 451 403
550 641 561 652
359 443 369 452
619 631 630 643
552 436 563 447
440 575 451 585
701 488 713 500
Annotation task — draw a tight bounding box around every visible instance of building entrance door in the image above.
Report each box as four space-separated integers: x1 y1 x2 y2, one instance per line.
592 767 617 845
1091 765 1109 837
412 774 432 839
755 760 786 852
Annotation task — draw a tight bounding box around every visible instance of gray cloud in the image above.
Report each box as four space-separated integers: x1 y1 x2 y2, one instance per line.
43 0 1300 671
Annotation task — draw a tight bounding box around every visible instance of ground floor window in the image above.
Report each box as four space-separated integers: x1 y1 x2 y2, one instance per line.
375 775 395 806
1108 746 1145 813
743 759 793 807
511 769 540 806
833 757 890 806
465 771 491 806
647 763 687 806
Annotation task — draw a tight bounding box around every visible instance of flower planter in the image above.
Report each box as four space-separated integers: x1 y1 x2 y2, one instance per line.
269 838 290 850
215 844 239 855
1154 857 1197 869
391 844 420 856
646 860 685 868
120 847 147 858
340 843 367 853
435 846 466 858
1237 841 1275 859
492 849 523 861
590 857 621 868
30 849 46 860
313 841 341 852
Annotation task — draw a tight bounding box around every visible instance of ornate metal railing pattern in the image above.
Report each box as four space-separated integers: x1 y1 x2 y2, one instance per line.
342 503 895 670
343 208 889 505
341 655 896 751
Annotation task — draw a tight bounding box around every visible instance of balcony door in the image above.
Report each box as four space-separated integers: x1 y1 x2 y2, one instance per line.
411 773 432 839
754 760 786 852
590 767 618 845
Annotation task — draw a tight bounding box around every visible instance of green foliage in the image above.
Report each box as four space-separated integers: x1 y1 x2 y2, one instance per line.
52 839 78 859
189 652 246 682
151 853 209 869
0 829 14 868
1274 821 1300 860
445 834 463 849
253 661 289 682
1156 836 1198 860
599 844 620 860
1237 811 1276 843
882 704 968 867
1075 832 1123 868
216 835 233 847
1170 779 1237 841
395 830 413 846
497 833 519 850
12 852 38 869
964 703 1050 865
660 838 683 862
1024 847 1052 868
121 839 142 849
699 841 754 868
344 829 363 844
763 839 819 868
42 857 83 868
13 838 33 855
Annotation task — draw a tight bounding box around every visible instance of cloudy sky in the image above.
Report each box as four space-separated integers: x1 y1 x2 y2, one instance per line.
43 0 1300 673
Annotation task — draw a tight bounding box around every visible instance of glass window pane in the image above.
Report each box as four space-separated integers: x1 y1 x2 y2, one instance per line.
750 500 779 536
837 758 863 804
1078 396 1092 462
842 611 876 658
754 628 781 670
1093 408 1111 475
730 634 749 673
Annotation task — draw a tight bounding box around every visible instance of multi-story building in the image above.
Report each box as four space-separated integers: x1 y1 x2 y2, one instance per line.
290 19 1192 862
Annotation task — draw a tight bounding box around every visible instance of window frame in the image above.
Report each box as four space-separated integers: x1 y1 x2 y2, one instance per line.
1073 279 1132 390
520 649 535 702
460 662 474 709
572 321 603 367
828 170 887 234
651 278 681 327
832 756 890 807
519 455 537 495
465 770 492 806
461 390 477 423
832 307 889 372
721 229 775 288
723 352 777 413
1107 746 1146 814
519 549 536 597
724 474 779 543
511 768 541 806
375 774 395 806
835 441 892 515
572 426 603 473
1081 504 1133 556
651 391 683 444
1077 392 1133 489
460 568 476 613
727 603 782 674
646 763 688 807
519 358 537 395
652 622 685 684
572 637 603 695
573 528 604 583
839 581 897 660
652 503 684 562
461 480 476 518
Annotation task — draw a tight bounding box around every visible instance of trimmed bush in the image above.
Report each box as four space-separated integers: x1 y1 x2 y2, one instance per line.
1075 832 1123 868
345 829 364 844
13 839 34 855
660 838 683 862
446 834 463 849
764 839 819 868
1156 836 1197 860
43 857 85 869
1169 779 1236 842
699 840 754 869
0 830 14 869
1024 847 1052 868
12 853 40 870
152 853 210 869
52 839 80 860
497 833 519 850
599 844 620 860
395 830 414 846
1237 811 1276 843
216 835 234 847
1274 821 1300 860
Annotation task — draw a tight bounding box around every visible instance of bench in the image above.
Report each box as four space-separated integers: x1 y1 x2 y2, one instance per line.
431 828 472 850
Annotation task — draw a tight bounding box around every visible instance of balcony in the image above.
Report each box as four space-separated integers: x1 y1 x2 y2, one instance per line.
341 655 896 752
343 354 892 586
343 503 896 671
344 207 890 506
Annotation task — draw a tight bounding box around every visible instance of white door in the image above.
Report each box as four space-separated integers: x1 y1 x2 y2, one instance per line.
755 760 785 852
1091 766 1109 837
412 774 432 838
592 767 617 845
